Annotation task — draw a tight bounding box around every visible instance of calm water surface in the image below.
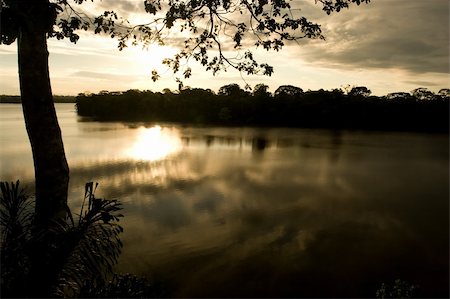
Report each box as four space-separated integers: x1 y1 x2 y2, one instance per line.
1 103 448 297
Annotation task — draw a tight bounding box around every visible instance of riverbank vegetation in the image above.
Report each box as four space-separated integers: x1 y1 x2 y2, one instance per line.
76 85 449 132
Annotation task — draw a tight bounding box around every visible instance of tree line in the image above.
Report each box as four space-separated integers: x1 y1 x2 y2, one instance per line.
76 85 449 132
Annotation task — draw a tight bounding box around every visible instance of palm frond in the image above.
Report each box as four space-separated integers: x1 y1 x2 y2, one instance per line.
52 182 124 297
0 180 34 243
0 180 34 298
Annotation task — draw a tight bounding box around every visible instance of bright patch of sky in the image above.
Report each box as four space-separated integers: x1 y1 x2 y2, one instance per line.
0 0 448 96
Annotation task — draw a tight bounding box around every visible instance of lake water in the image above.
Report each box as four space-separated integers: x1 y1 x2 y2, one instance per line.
0 103 448 297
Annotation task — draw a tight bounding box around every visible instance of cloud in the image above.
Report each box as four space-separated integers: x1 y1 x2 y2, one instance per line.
71 70 134 81
403 80 443 88
96 0 142 14
292 0 449 75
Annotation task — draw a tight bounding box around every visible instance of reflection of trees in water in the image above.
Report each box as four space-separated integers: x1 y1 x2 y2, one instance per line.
329 130 343 164
179 134 293 152
181 135 243 148
179 131 344 162
252 137 269 152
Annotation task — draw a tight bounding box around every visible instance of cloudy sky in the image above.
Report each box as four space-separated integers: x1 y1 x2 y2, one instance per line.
0 0 448 95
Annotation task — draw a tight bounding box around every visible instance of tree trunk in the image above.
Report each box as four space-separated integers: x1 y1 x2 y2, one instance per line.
15 1 70 296
17 0 69 227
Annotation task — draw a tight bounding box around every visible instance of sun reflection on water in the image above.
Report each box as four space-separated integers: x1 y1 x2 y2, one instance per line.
127 126 182 161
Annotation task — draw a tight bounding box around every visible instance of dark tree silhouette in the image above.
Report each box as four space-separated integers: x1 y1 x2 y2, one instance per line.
348 86 371 97
253 83 271 98
274 85 304 98
386 92 413 101
0 0 370 226
437 88 450 100
218 83 247 98
411 87 435 101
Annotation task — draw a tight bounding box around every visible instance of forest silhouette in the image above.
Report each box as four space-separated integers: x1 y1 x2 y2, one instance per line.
77 85 449 133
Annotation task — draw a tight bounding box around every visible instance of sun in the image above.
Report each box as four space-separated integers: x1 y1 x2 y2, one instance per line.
126 126 182 161
127 44 178 74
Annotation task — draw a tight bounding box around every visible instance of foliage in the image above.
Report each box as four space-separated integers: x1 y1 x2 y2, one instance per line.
0 181 126 298
0 181 33 244
52 182 124 297
411 87 437 101
376 279 418 299
2 0 370 80
274 85 304 97
218 83 249 97
76 85 449 133
0 181 33 298
253 83 271 98
386 92 413 101
437 88 450 99
348 86 371 97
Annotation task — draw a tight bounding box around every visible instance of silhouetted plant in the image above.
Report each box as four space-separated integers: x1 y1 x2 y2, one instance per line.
0 181 34 297
52 182 124 297
0 181 33 244
0 181 126 298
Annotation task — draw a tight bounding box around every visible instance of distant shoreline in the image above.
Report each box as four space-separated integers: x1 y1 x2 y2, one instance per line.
0 95 76 103
2 90 448 133
76 89 449 133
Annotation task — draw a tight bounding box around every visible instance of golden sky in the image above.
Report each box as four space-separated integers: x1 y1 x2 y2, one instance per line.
0 0 448 95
